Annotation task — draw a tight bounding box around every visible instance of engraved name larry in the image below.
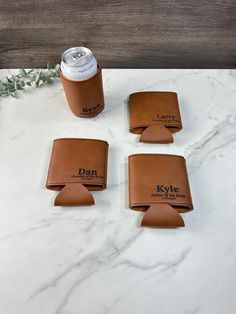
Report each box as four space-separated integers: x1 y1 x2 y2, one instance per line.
155 114 175 121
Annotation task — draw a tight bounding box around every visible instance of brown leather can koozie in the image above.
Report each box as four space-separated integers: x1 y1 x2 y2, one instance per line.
128 154 193 227
129 91 182 143
46 138 109 206
60 64 105 118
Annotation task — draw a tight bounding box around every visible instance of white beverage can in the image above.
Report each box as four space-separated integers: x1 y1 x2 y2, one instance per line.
60 47 97 81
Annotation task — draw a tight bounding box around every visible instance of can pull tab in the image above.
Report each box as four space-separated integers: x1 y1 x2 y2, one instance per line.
72 50 86 60
140 125 173 143
141 203 185 227
54 183 94 206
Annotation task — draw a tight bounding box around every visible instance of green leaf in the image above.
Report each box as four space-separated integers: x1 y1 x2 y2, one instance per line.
1 77 8 84
47 63 52 70
35 72 41 87
0 83 7 91
55 64 60 72
16 83 23 90
45 75 52 83
19 69 27 77
8 82 15 92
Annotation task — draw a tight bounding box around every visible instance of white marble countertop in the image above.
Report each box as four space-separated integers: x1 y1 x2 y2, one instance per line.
0 69 236 314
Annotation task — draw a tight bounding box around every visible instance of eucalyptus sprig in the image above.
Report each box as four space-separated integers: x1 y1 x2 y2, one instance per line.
0 63 60 97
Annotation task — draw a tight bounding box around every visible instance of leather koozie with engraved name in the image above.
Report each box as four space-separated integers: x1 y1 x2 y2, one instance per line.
60 64 105 118
46 138 109 206
128 154 193 228
129 92 182 143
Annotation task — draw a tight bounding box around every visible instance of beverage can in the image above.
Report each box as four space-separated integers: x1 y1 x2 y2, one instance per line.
61 47 97 81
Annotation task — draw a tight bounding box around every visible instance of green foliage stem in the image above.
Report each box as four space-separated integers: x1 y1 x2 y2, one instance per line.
0 63 60 97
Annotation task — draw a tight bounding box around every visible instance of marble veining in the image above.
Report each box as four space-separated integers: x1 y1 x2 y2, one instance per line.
0 69 235 314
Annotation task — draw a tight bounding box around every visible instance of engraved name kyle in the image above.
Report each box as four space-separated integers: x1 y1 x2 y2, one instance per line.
156 185 179 193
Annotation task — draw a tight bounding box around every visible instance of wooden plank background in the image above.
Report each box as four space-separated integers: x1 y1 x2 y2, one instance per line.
0 0 236 68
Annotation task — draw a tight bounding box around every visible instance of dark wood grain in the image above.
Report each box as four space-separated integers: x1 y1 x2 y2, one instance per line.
0 0 236 68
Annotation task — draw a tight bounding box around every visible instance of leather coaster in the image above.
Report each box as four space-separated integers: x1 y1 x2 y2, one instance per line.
129 91 182 143
46 138 109 206
128 154 193 228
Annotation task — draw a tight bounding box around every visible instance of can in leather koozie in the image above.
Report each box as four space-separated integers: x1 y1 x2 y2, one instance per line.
60 47 105 118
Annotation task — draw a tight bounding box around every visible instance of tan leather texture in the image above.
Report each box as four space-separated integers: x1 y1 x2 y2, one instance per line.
60 64 105 118
129 91 182 143
128 154 193 228
46 138 109 206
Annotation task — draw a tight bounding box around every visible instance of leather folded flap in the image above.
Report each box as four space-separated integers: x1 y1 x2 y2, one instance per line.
141 204 185 228
140 125 173 143
128 154 193 228
46 138 109 206
129 91 182 143
54 183 94 206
